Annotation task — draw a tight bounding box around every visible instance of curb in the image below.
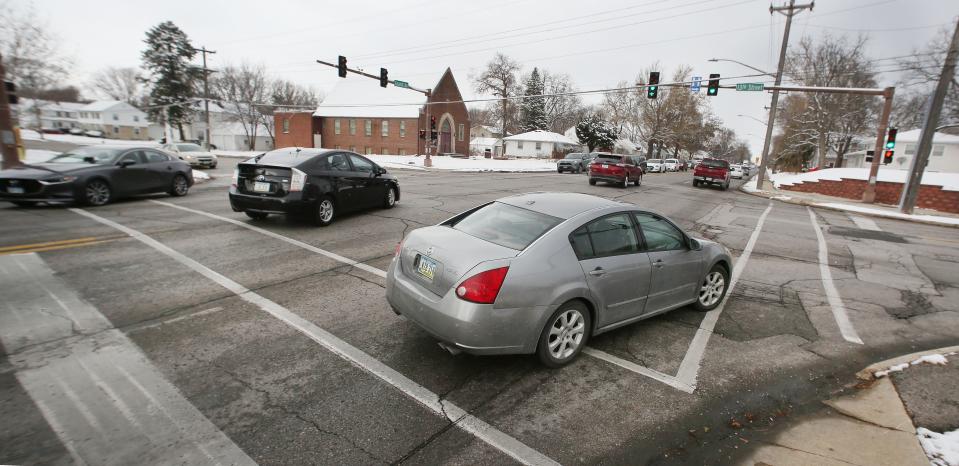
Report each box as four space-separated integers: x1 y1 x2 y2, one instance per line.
856 345 959 380
738 184 959 229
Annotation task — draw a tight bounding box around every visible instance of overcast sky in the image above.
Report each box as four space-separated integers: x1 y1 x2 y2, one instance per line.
19 0 959 155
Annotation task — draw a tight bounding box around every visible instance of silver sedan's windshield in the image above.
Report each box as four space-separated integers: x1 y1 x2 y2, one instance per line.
47 147 124 164
449 202 562 250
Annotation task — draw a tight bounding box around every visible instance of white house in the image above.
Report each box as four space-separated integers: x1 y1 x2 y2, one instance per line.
838 130 959 173
503 130 582 158
210 121 274 151
18 99 86 131
469 137 500 157
76 101 151 139
470 125 506 139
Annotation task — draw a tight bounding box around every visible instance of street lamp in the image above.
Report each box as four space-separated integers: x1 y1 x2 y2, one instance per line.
737 114 768 126
708 58 775 78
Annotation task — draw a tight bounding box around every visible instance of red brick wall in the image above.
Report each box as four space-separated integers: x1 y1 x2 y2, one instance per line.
418 69 471 155
780 178 959 214
274 112 315 148
318 117 419 155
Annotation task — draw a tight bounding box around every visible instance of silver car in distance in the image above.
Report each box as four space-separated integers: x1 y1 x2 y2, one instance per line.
386 192 732 367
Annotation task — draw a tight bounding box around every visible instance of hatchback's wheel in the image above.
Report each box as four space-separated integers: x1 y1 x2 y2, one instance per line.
84 179 112 206
537 301 591 368
383 186 397 208
245 211 269 220
588 178 597 186
169 174 189 197
694 264 729 311
12 201 38 207
621 175 629 188
313 196 335 227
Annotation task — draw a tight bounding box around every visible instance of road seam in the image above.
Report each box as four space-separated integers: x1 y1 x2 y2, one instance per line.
807 207 864 345
69 207 559 466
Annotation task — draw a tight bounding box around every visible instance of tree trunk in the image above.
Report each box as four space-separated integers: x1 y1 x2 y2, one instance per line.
178 122 186 141
655 142 663 158
646 139 654 158
835 135 850 168
817 129 827 169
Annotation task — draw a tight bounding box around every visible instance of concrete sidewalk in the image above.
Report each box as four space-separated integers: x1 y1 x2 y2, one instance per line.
740 176 959 228
740 347 958 466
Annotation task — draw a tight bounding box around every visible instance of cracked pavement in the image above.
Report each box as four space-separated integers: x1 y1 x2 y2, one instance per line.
1 157 958 465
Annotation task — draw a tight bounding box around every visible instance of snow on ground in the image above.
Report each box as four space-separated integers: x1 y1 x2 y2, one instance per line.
192 170 210 182
770 167 959 191
213 150 259 159
874 351 955 378
369 155 557 172
917 427 959 466
21 129 158 147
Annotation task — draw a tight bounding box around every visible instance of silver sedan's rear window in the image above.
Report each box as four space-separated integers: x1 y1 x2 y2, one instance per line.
449 202 562 250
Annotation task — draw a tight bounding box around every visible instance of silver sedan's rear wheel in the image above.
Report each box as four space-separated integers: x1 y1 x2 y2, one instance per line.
537 301 591 367
694 264 729 311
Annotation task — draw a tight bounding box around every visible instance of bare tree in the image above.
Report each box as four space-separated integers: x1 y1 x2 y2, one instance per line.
212 63 268 150
894 27 959 131
0 4 71 135
259 79 320 142
91 67 146 106
539 70 584 133
785 34 878 167
473 53 521 143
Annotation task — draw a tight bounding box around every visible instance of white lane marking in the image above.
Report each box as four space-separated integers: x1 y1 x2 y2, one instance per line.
849 215 881 231
808 207 864 345
1 253 253 466
675 202 774 389
70 207 559 466
130 307 226 333
149 199 387 278
582 348 694 393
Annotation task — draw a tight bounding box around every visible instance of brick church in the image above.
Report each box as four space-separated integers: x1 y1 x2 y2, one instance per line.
274 68 470 156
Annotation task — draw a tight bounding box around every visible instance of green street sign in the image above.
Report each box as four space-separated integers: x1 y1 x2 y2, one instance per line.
736 83 764 92
393 80 410 89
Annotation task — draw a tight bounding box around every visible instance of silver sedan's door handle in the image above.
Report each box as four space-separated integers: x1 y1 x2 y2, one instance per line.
588 267 606 277
653 259 664 268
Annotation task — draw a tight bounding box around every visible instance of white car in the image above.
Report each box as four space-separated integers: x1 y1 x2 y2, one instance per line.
663 158 679 172
730 164 744 179
163 142 218 168
646 158 664 173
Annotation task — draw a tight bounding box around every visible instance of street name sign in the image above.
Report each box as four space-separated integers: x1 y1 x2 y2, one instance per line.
736 83 764 91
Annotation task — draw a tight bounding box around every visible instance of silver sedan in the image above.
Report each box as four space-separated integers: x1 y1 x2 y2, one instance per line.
386 192 732 367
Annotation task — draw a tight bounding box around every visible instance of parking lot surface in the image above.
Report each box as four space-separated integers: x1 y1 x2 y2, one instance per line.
2 162 958 465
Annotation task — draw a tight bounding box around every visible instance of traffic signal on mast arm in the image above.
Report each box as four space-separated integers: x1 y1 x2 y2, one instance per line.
883 150 894 165
647 72 660 99
337 56 347 78
4 81 17 104
885 127 898 149
380 68 388 88
707 74 720 96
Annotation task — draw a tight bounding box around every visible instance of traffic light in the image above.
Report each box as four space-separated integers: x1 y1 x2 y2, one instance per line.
883 150 894 165
4 81 17 104
380 68 388 88
885 127 897 149
647 72 660 99
337 56 347 78
707 74 720 96
418 129 426 139
430 116 436 130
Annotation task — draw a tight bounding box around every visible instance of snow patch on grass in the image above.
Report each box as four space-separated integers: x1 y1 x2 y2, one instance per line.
917 427 959 466
21 129 158 147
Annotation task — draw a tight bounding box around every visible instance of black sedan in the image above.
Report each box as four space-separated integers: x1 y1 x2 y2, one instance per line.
0 146 194 207
229 148 400 226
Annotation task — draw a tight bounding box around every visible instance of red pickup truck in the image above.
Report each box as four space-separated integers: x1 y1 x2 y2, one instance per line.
693 158 731 190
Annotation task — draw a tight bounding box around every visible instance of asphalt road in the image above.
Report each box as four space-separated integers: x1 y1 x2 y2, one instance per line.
1 161 957 465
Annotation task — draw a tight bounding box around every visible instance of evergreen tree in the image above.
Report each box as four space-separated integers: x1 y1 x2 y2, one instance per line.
575 115 618 152
519 68 548 132
141 21 197 140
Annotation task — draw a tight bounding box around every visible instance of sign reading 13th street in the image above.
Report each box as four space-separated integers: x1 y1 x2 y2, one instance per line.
736 83 764 91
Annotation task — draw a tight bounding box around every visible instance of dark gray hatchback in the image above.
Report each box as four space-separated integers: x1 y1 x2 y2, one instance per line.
229 148 400 226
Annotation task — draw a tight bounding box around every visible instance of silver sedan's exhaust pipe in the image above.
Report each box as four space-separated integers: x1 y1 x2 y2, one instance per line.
437 342 462 356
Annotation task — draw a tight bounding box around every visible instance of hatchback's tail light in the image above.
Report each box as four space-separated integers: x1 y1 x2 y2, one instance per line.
290 168 307 192
231 168 239 187
455 266 509 304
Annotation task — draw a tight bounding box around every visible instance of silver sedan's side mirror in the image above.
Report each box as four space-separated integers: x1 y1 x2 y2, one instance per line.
689 238 703 251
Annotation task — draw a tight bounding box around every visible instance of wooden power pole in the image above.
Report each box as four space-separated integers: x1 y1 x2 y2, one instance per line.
0 54 19 169
198 47 216 150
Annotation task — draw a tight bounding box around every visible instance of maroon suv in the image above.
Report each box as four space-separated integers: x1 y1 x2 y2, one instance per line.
588 153 644 188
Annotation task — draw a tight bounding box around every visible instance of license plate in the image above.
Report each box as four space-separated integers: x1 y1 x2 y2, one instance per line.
415 254 438 281
6 186 24 194
602 164 608 168
253 181 271 193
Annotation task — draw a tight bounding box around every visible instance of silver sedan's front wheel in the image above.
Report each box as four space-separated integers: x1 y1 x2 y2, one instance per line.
695 265 729 311
537 301 591 367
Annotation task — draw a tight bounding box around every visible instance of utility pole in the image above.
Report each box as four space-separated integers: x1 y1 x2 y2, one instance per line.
0 54 18 169
198 47 216 150
899 18 959 214
755 0 813 191
424 89 433 167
